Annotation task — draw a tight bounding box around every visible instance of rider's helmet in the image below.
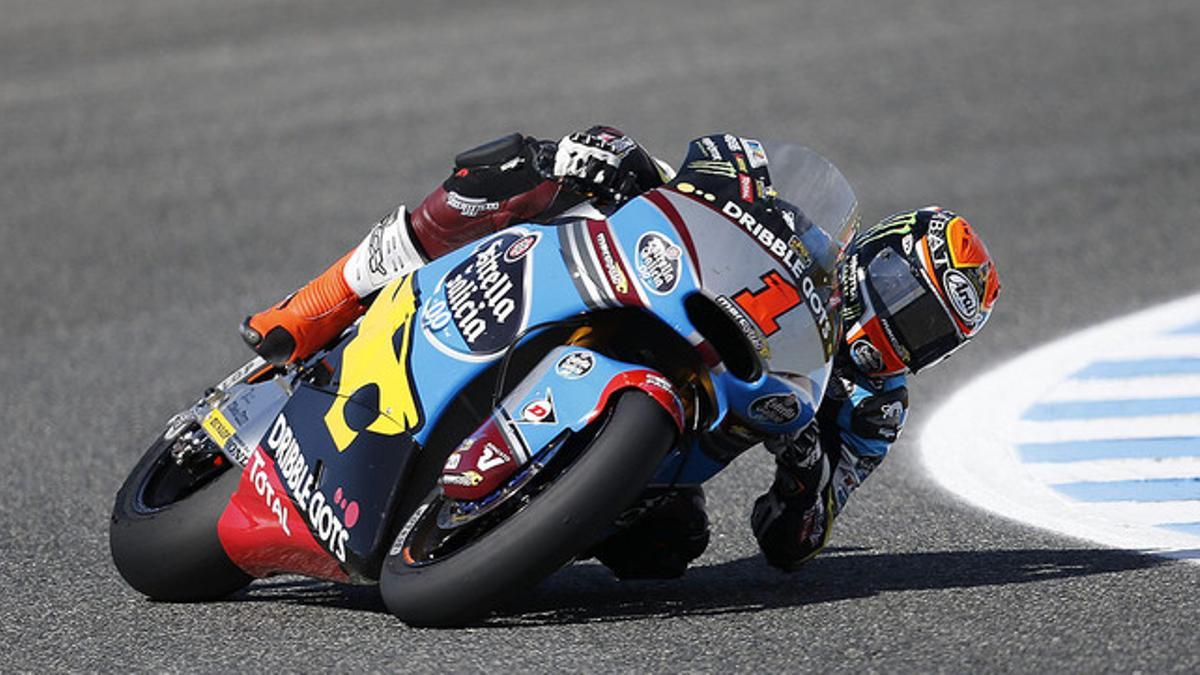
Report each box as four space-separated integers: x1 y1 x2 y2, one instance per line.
841 207 1000 376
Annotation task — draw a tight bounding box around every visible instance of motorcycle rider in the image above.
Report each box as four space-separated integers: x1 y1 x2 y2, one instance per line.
241 127 1001 577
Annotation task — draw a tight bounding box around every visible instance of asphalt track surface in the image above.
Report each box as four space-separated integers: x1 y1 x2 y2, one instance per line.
3 1 1199 671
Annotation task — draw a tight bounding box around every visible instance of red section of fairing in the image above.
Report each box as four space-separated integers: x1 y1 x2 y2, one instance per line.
217 447 348 582
592 369 686 431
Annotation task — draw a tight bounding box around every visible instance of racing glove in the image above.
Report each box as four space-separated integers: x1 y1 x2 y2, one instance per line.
553 126 662 204
751 423 834 570
751 353 910 570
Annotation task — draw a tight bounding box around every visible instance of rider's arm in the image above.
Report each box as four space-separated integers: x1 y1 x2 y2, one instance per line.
410 126 664 256
750 361 908 570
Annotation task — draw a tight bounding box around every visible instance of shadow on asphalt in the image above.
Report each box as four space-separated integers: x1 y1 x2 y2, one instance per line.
489 546 1167 626
226 545 1166 626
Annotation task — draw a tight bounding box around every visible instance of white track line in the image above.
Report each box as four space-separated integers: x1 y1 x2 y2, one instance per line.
921 292 1200 564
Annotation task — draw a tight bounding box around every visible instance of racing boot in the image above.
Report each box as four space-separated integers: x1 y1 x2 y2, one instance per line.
590 486 711 580
241 205 427 365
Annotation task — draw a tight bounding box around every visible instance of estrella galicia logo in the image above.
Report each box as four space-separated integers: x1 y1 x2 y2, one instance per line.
635 231 682 296
748 393 801 424
422 230 537 356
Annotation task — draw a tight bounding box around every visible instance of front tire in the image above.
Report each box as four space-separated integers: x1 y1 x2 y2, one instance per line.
110 430 252 601
380 392 678 626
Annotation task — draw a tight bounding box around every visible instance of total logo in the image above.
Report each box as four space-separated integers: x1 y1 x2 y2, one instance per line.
248 449 292 536
265 415 353 563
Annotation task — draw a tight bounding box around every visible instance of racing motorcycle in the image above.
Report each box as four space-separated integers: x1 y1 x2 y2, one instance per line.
110 137 859 626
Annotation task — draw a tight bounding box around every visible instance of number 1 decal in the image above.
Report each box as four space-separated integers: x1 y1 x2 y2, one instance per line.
733 271 800 336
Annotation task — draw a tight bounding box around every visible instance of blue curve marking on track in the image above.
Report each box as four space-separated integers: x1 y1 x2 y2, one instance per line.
1052 477 1200 502
1160 522 1200 536
1022 397 1200 420
1071 357 1200 379
1169 320 1200 335
1018 437 1200 463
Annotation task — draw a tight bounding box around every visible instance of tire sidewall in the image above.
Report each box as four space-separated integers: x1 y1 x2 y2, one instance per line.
109 434 252 601
380 392 678 626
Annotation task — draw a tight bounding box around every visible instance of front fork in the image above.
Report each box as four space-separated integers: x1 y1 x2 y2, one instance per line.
438 346 686 505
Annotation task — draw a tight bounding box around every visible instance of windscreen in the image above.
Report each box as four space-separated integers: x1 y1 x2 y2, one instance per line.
763 142 860 256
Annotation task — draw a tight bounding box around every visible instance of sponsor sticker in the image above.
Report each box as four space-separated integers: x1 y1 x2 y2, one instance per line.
943 269 981 323
446 191 500 217
424 230 535 355
520 390 556 424
555 350 595 379
644 373 674 392
504 233 540 263
248 449 292 536
686 160 737 178
635 232 682 296
748 393 801 424
721 201 808 281
265 414 353 563
201 409 236 449
441 470 484 487
850 339 884 373
741 138 768 168
391 502 429 556
215 356 268 393
476 442 511 472
714 295 771 358
738 174 754 202
591 229 630 295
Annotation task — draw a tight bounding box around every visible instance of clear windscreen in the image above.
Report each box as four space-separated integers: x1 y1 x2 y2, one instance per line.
763 142 860 254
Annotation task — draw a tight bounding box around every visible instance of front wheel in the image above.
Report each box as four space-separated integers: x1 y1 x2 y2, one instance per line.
110 426 252 601
380 392 678 626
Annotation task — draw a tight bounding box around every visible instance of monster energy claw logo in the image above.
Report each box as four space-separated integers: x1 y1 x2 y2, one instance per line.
857 210 916 247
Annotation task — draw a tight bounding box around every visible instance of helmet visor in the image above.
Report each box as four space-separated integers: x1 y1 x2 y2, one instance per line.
866 248 962 372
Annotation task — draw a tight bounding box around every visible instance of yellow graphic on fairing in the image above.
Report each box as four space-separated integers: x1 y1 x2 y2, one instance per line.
324 275 423 451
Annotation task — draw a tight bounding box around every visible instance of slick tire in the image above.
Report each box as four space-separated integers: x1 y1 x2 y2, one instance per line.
110 434 252 601
380 392 678 627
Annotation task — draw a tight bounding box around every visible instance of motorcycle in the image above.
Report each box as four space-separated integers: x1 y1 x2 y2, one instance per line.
110 137 859 626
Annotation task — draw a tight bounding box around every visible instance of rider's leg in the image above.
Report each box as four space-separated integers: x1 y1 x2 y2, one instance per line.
589 486 711 580
241 133 559 365
240 205 425 365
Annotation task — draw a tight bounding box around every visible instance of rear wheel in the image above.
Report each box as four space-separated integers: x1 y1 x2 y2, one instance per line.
380 392 678 626
110 426 252 601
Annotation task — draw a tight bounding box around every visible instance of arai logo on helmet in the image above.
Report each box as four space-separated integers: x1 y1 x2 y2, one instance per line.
943 269 980 323
850 339 884 373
